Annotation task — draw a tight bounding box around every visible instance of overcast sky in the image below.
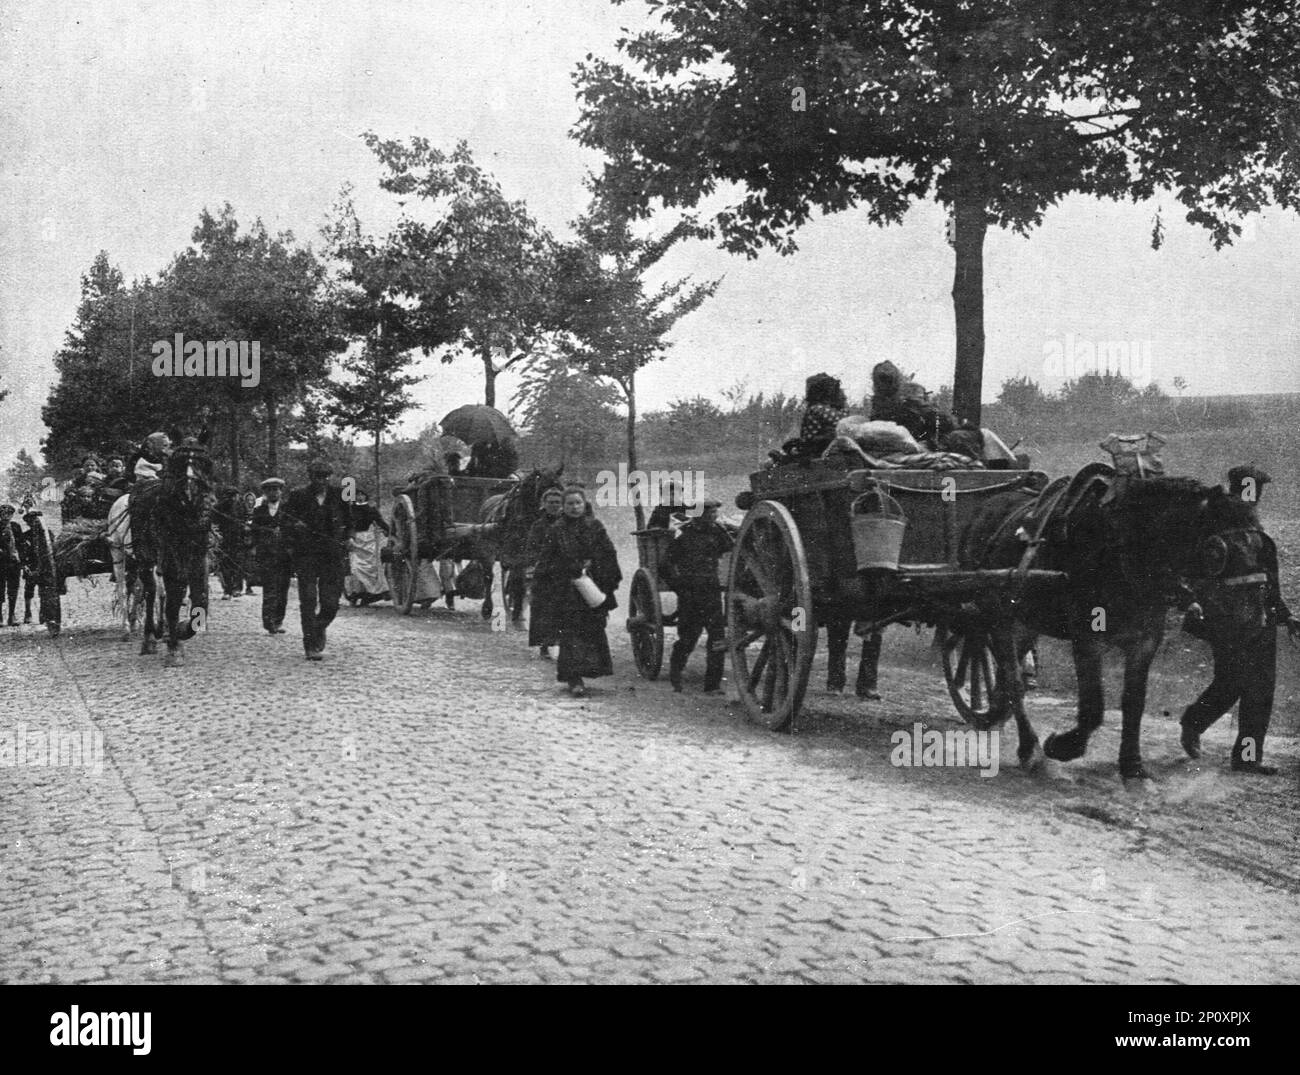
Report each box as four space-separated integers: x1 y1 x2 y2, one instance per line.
2 0 1298 467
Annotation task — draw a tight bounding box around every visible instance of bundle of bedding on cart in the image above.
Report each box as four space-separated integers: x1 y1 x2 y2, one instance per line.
52 518 111 578
826 418 985 471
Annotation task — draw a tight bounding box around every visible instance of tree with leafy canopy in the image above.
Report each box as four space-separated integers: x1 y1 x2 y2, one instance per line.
5 448 45 505
997 373 1050 416
574 0 1300 424
166 205 345 480
512 353 622 468
320 183 461 496
41 253 196 473
553 180 720 527
324 329 425 500
357 135 557 408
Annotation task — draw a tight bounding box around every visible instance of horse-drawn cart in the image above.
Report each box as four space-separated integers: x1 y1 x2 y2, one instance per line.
626 526 731 680
385 473 518 615
726 457 1068 731
21 509 152 638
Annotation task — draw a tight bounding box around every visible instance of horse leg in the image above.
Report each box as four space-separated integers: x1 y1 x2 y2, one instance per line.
163 567 186 666
990 627 1039 769
507 565 527 622
113 548 131 639
825 614 848 692
139 564 158 655
1043 634 1104 763
480 559 494 620
1118 631 1160 782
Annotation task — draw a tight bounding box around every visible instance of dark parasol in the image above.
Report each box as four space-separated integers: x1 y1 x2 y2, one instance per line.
440 405 518 447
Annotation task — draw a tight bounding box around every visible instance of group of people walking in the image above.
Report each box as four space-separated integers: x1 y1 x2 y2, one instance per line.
0 502 57 628
521 481 734 698
13 416 1295 776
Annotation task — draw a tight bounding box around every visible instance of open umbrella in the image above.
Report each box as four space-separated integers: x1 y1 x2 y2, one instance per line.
440 405 517 447
438 434 470 458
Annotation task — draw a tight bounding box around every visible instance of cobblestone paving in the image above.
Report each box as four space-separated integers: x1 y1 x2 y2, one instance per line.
2 583 1298 984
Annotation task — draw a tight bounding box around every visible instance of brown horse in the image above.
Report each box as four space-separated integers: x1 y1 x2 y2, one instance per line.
127 434 216 666
959 472 1259 781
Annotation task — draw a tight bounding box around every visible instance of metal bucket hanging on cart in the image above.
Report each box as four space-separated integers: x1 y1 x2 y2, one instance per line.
850 488 907 571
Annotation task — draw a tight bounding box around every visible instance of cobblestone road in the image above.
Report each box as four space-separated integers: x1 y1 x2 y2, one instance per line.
2 582 1298 984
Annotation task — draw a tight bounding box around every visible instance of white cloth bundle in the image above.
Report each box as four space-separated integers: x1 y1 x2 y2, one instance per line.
835 417 920 455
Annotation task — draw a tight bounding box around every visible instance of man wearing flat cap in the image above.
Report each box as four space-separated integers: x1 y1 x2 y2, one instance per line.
251 477 291 635
1181 464 1297 774
19 507 59 632
283 460 350 660
662 499 734 693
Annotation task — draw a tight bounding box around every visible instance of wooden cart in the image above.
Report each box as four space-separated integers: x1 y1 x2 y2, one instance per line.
726 458 1066 731
385 474 516 614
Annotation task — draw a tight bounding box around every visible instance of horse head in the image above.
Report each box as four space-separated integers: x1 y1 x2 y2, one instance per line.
1099 476 1246 597
162 437 216 522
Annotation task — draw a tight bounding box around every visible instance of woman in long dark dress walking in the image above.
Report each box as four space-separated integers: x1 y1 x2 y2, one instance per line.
525 487 565 658
534 484 622 697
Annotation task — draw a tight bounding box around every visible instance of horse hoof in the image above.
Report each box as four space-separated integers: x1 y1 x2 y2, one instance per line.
164 650 184 668
1019 742 1045 772
140 641 157 655
1121 764 1153 785
1042 731 1085 763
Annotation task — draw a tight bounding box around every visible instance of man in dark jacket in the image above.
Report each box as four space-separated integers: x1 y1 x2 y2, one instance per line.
1180 466 1298 774
19 507 59 631
251 477 291 634
283 460 350 660
1 503 22 626
662 499 734 693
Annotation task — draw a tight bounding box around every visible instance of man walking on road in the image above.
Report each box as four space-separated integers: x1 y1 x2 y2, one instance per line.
284 460 350 661
1 504 22 626
1181 465 1299 775
662 499 733 694
251 477 291 635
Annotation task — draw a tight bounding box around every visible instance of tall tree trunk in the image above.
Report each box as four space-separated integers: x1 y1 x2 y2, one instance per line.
265 389 278 476
950 188 989 427
227 402 241 483
373 428 382 501
625 374 645 531
482 344 496 408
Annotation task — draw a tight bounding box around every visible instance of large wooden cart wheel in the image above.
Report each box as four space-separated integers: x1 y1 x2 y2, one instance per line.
387 494 419 616
726 501 815 732
939 622 1008 730
627 567 664 679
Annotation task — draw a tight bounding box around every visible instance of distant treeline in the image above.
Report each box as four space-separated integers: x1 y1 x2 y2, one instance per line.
507 371 1264 475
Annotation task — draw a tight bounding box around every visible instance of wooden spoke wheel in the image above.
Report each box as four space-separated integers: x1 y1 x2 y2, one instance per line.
726 501 815 732
627 567 664 679
387 495 419 616
939 622 1009 730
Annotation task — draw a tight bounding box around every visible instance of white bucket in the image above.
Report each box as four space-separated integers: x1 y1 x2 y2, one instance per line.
850 490 907 571
573 572 606 609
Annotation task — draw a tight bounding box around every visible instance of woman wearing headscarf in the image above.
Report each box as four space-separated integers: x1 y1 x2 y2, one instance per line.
533 484 623 697
344 488 392 607
794 373 848 455
525 487 565 658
